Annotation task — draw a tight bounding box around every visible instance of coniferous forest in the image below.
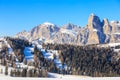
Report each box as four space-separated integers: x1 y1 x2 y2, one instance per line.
0 37 120 77
45 43 120 77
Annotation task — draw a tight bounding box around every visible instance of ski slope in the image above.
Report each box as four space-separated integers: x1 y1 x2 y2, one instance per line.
35 39 67 69
32 38 67 69
24 47 34 61
3 39 19 62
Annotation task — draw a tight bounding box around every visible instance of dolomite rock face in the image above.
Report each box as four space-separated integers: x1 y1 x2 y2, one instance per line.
103 19 112 43
29 22 60 42
87 31 99 44
88 13 102 31
110 21 120 43
15 14 120 45
87 14 105 44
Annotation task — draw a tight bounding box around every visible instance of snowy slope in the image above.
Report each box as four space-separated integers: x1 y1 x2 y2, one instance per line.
3 39 19 62
32 39 67 69
42 22 55 26
24 47 34 61
93 29 98 32
108 43 120 47
0 76 120 80
113 33 120 35
48 72 89 78
60 28 78 36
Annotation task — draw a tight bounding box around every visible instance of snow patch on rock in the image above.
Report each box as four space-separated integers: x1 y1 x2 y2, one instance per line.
42 22 55 26
60 28 78 36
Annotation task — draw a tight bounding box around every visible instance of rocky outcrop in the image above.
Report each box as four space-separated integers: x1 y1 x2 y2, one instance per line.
88 13 102 31
87 14 105 44
102 19 112 43
15 14 120 45
110 21 120 43
30 22 60 41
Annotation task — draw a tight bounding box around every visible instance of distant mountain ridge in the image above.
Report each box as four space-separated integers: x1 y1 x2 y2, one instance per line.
15 14 120 45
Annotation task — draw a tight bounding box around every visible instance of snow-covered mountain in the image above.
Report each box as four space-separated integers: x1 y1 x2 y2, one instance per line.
15 14 120 45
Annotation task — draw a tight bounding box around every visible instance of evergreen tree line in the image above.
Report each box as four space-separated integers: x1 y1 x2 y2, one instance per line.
3 37 54 77
10 68 47 77
6 37 31 62
44 43 120 77
4 37 120 77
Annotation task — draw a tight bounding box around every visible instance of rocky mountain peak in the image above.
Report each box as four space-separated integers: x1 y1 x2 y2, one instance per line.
15 14 120 45
39 22 60 32
38 22 57 29
62 23 77 30
90 13 95 16
87 13 106 44
101 18 112 43
103 18 109 25
88 13 102 31
102 18 111 33
42 22 55 26
102 18 111 32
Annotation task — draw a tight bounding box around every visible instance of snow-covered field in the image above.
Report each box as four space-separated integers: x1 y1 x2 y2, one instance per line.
0 65 120 79
97 43 120 52
108 43 120 47
0 65 119 79
0 74 120 80
24 47 34 61
48 72 89 78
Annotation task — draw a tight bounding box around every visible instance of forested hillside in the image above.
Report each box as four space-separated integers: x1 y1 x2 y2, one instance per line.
45 43 120 77
0 37 120 77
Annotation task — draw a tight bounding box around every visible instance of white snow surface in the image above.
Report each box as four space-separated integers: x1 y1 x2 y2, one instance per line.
41 49 54 60
40 48 67 69
116 23 120 26
97 43 120 48
114 49 120 52
93 29 98 32
0 76 119 80
113 33 120 35
42 22 55 26
110 21 116 23
48 72 90 78
108 43 120 47
0 37 4 41
24 47 34 61
60 28 77 36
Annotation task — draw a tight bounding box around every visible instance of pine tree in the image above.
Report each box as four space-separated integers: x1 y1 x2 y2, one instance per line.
35 70 39 77
1 69 3 74
5 66 8 75
22 68 27 77
10 69 13 76
41 69 47 77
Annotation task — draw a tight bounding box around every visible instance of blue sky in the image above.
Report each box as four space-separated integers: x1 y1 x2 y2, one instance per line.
0 0 120 36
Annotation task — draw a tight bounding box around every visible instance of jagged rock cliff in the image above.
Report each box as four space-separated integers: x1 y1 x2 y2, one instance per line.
15 14 120 45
